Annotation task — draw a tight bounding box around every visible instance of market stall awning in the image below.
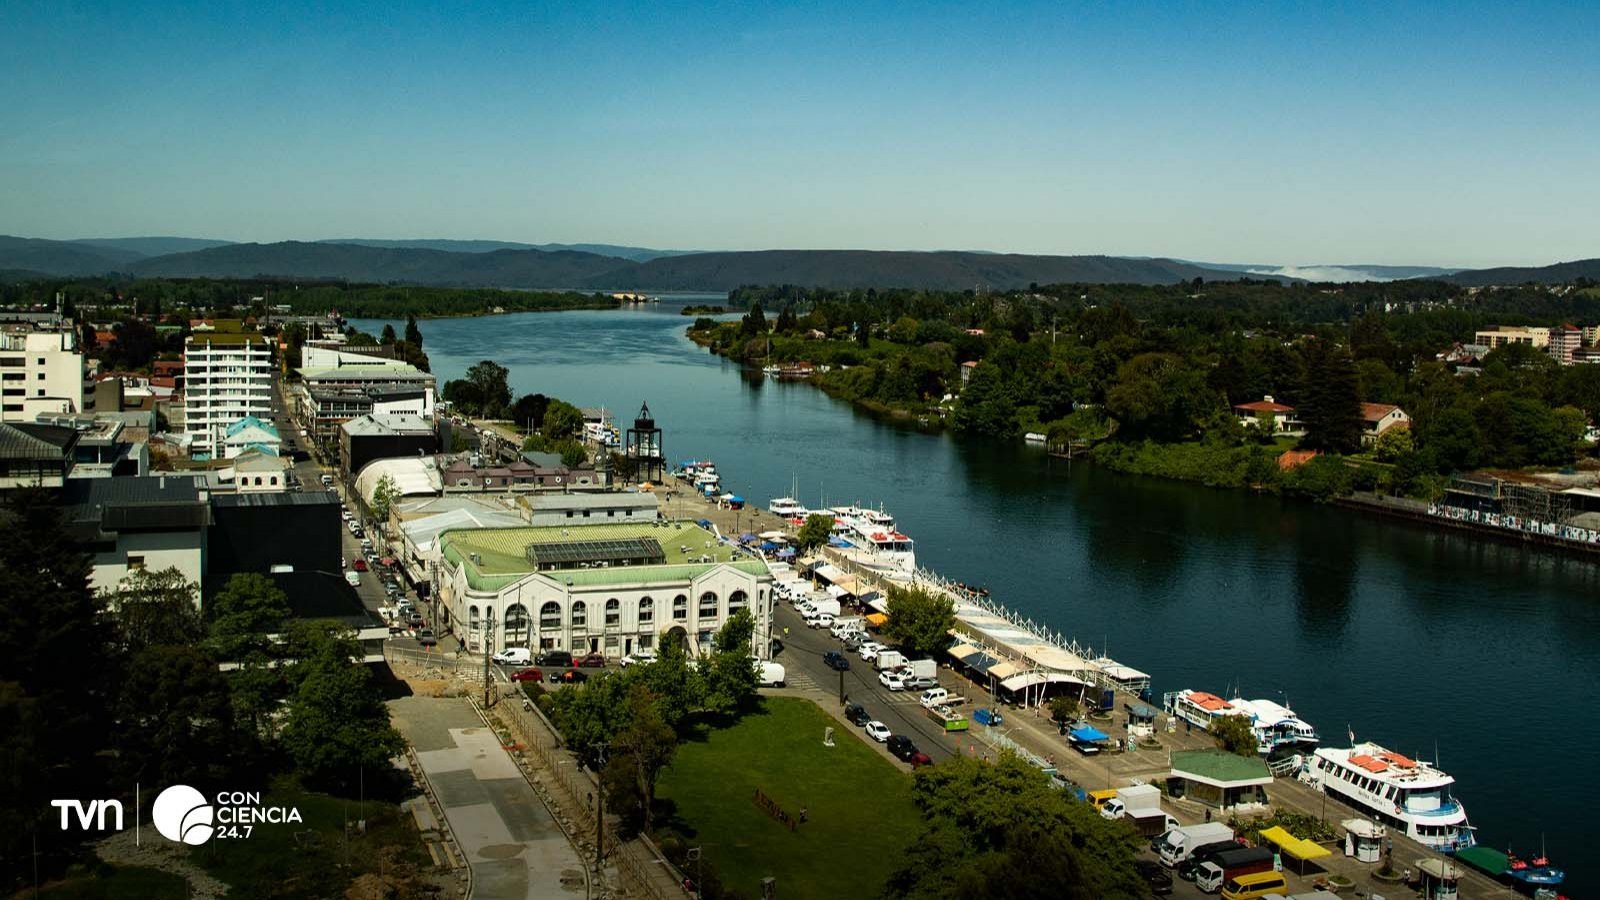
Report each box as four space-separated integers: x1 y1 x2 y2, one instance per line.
962 651 1007 676
832 575 861 595
947 643 981 662
866 595 889 613
1069 725 1109 743
1258 826 1332 861
864 613 888 627
987 660 1020 680
1002 671 1088 692
812 563 846 583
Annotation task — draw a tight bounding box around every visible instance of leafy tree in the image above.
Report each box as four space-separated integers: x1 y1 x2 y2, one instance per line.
1048 695 1079 723
1209 713 1259 757
561 441 588 468
886 753 1146 900
1104 352 1215 442
208 573 292 735
635 629 704 730
953 362 1018 438
795 513 834 551
1372 426 1414 463
601 684 678 834
278 624 405 789
404 313 423 348
542 399 584 439
739 302 768 338
883 585 956 659
700 609 759 715
371 473 400 523
1419 407 1481 472
105 566 203 654
465 359 512 417
512 392 550 431
549 669 632 769
379 323 397 344
116 644 238 788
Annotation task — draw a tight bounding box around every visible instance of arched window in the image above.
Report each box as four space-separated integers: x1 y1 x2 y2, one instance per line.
605 598 620 627
698 591 719 618
468 605 481 630
539 601 561 629
571 601 587 629
504 603 529 646
672 594 688 621
638 596 654 624
729 590 748 614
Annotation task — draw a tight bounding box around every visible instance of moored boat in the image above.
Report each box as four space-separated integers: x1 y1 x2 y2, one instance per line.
1304 741 1474 851
768 497 810 520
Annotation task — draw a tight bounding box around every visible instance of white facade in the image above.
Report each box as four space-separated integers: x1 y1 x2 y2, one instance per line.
88 528 204 595
1473 326 1549 351
300 344 394 369
0 328 84 422
184 335 272 458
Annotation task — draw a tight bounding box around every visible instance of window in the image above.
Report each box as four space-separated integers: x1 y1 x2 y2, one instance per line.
698 591 719 618
566 510 574 518
639 634 653 649
571 601 587 628
469 605 481 630
582 510 591 518
638 596 654 624
540 601 561 629
673 594 688 621
126 554 145 570
1 373 21 381
505 603 529 646
35 373 44 380
729 590 748 614
2 389 20 397
35 358 44 365
605 598 620 626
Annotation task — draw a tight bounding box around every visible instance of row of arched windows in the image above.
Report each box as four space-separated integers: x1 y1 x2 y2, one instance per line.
465 590 751 634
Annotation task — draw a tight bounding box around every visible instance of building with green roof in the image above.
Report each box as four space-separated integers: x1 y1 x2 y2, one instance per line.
435 520 773 660
1168 749 1273 812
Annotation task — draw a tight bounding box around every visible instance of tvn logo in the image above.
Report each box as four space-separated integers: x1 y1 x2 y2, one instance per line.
52 785 301 844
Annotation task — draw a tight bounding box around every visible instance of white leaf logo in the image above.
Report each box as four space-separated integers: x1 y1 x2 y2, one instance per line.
152 785 214 845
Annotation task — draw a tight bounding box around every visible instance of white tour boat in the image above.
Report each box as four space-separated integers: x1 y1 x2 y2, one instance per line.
1163 689 1249 731
828 505 917 574
767 497 810 520
1304 741 1474 851
1229 697 1320 756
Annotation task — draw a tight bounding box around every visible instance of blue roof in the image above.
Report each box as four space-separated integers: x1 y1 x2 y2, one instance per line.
1070 726 1109 743
224 415 279 439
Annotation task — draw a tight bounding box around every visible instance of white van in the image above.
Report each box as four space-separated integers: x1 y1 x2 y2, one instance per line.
753 659 786 687
919 687 950 709
492 648 533 667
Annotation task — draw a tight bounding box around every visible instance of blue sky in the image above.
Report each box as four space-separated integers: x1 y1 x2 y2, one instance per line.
2 1 1596 267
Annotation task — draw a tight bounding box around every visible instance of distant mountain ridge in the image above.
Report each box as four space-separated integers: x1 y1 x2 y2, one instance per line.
0 233 1589 290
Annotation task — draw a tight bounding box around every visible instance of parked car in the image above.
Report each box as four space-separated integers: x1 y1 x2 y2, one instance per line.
510 667 544 682
417 628 437 647
407 612 424 627
353 558 368 572
1134 860 1173 896
903 675 937 690
864 721 892 742
341 509 354 522
550 669 587 684
823 651 850 671
857 642 885 662
886 735 917 761
620 648 658 668
535 650 573 667
576 652 607 668
878 670 906 691
344 570 361 587
492 648 532 667
908 751 934 768
844 702 870 726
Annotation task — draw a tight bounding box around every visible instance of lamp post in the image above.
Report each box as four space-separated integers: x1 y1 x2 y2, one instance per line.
482 608 496 708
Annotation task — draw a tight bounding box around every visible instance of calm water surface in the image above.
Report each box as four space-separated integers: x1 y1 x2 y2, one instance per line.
357 304 1597 882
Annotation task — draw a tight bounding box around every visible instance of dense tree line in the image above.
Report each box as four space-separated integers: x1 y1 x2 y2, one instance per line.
0 492 404 890
698 281 1600 497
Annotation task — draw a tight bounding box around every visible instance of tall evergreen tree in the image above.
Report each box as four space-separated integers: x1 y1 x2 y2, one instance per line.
1300 340 1363 453
404 313 423 348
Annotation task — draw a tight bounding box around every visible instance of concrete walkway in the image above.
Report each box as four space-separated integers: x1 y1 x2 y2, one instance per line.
391 696 588 900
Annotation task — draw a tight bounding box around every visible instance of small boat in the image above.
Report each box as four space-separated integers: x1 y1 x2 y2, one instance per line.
1024 431 1047 443
761 364 781 375
1460 845 1567 889
768 497 810 520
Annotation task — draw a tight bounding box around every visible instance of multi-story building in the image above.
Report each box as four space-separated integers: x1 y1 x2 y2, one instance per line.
1473 326 1550 351
0 326 85 421
295 362 435 451
1548 324 1582 365
339 413 439 477
434 521 773 660
184 332 272 459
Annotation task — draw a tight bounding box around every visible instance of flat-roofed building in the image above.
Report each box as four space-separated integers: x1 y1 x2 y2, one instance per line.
0 421 78 489
434 521 772 660
1474 325 1550 351
184 331 272 459
0 326 85 421
339 413 439 476
520 490 659 526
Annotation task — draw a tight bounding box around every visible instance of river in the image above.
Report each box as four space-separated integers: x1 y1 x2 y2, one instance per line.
355 301 1594 886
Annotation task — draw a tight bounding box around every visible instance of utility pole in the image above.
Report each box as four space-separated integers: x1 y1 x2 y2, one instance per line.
482 609 495 708
838 668 845 706
594 747 606 874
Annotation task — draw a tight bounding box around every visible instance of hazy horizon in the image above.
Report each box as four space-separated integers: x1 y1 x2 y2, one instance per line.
4 2 1597 269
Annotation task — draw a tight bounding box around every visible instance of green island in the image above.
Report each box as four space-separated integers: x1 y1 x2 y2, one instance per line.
690 280 1600 501
680 303 728 315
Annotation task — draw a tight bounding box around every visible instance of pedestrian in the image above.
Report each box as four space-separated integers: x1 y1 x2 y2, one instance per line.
1403 866 1412 884
1205 809 1211 823
799 807 808 823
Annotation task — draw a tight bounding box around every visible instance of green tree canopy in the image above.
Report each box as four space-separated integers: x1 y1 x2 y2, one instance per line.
700 609 759 715
404 313 423 347
278 624 405 789
105 566 203 655
1209 713 1260 757
795 513 834 551
883 585 956 660
601 684 678 834
116 644 239 788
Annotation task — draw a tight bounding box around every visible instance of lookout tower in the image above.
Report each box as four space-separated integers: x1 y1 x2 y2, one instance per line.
625 401 664 484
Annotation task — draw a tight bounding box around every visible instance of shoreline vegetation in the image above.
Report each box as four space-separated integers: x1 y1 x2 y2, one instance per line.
689 280 1600 507
680 303 727 315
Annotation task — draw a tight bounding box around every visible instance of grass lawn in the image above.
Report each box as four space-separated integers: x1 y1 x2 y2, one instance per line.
19 866 188 900
655 697 922 899
190 777 433 899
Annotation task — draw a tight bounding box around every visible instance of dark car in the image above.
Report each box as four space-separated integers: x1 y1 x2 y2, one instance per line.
886 735 916 761
510 667 544 682
1177 841 1240 880
535 650 573 667
560 669 588 684
843 702 869 726
1134 859 1172 896
823 651 850 671
576 652 607 668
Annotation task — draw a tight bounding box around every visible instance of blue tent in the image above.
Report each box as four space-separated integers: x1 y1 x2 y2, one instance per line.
696 519 713 529
776 548 796 557
760 541 781 551
739 532 758 543
1069 725 1109 744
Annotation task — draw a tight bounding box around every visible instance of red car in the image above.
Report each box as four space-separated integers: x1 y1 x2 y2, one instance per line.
510 667 544 682
353 558 368 572
576 652 607 668
909 751 934 768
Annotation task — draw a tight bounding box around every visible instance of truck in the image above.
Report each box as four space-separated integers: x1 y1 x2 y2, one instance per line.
874 649 905 671
1158 823 1235 868
808 597 841 617
829 617 864 639
1086 789 1118 812
926 705 969 732
1127 808 1180 838
899 658 937 681
1100 783 1161 819
753 660 786 687
1193 847 1274 894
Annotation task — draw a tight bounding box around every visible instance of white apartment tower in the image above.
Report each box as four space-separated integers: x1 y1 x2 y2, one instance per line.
184 332 272 458
0 327 85 421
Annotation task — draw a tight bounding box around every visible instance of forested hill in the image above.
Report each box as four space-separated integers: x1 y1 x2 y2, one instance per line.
0 235 145 274
126 241 632 287
583 249 1255 291
1443 258 1600 287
